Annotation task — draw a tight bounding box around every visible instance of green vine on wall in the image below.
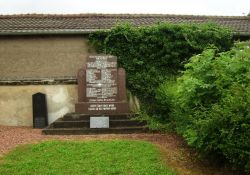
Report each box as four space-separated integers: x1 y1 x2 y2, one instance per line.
89 22 233 115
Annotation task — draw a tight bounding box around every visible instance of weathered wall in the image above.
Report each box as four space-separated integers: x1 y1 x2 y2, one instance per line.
0 35 93 79
0 85 77 126
0 35 140 126
0 85 139 126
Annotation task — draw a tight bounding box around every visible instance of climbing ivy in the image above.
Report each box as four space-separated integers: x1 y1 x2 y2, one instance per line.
89 22 233 114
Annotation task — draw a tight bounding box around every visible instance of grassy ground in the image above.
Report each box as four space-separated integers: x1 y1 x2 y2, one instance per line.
0 140 177 175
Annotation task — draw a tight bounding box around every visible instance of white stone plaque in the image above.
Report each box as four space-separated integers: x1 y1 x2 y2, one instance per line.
90 116 109 128
86 55 118 102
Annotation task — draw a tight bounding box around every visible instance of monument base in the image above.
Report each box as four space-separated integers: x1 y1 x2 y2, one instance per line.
42 113 148 135
75 102 130 114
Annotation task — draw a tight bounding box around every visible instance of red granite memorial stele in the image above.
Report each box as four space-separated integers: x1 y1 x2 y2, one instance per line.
42 55 147 134
75 55 130 114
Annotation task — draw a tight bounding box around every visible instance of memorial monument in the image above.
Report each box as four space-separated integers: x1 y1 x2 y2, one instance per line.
42 55 146 134
75 55 130 114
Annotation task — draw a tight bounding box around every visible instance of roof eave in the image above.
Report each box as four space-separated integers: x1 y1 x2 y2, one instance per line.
0 29 107 36
0 29 249 37
233 32 250 37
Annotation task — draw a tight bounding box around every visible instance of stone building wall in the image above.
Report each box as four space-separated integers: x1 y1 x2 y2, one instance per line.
0 35 93 79
0 35 94 126
0 85 77 126
0 35 139 126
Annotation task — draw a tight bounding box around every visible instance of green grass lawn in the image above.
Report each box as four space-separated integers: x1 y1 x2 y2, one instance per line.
0 140 177 175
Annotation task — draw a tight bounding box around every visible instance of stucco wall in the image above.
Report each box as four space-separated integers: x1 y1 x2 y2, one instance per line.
0 85 77 126
0 35 140 126
0 35 93 79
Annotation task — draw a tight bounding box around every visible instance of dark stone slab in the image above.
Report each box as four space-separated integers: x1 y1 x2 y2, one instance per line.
52 118 89 128
75 101 130 114
75 55 130 114
32 92 48 128
62 113 132 121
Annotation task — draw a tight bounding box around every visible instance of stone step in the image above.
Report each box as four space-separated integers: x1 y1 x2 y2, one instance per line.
52 120 89 128
63 113 134 121
43 113 148 135
52 119 147 128
42 126 148 135
110 120 146 127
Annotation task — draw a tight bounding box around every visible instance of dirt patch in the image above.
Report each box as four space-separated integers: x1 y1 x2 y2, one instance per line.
0 125 236 175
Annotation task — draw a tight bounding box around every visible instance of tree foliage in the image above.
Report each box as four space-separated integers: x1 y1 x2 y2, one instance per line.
158 42 250 172
89 23 233 114
88 22 250 172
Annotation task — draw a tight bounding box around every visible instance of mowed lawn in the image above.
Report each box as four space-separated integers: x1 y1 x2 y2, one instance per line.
0 140 176 175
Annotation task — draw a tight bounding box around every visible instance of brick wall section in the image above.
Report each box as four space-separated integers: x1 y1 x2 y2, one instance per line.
0 35 94 79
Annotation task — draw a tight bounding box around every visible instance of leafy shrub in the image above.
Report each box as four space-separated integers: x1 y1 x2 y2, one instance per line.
89 23 233 115
159 42 250 172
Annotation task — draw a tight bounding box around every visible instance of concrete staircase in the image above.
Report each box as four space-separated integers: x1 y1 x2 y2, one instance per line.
42 113 148 135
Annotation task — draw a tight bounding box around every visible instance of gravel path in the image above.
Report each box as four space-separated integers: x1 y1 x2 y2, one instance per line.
0 125 234 175
0 125 182 155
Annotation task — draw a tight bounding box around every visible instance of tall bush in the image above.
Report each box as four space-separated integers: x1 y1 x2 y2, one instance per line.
159 42 250 172
89 23 233 115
